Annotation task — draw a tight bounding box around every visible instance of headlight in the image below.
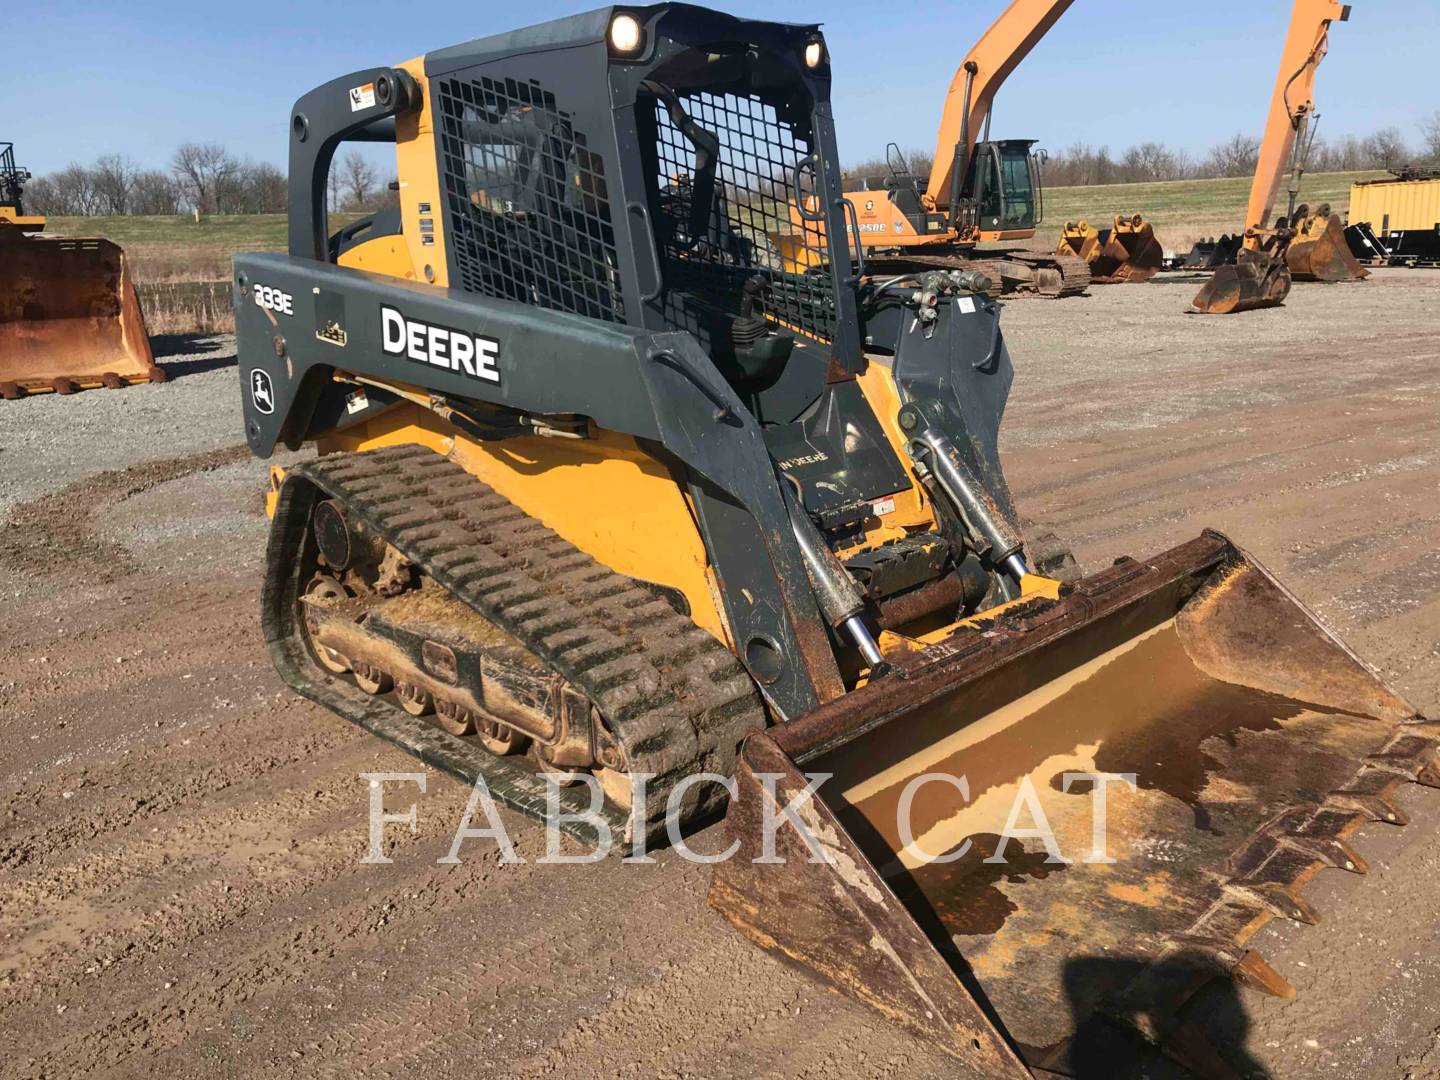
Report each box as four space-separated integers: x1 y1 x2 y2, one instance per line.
609 13 644 54
803 40 825 69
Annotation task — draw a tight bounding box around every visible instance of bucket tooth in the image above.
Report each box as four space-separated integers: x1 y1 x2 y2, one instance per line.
1231 949 1297 1000
1281 833 1368 874
1366 732 1440 787
1226 881 1321 925
1332 770 1410 825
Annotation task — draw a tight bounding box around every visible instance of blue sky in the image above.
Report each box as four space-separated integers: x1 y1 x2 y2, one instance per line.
11 1 1438 177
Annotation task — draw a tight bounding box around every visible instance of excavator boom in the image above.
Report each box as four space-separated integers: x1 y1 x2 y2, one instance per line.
1192 0 1360 313
924 0 1074 214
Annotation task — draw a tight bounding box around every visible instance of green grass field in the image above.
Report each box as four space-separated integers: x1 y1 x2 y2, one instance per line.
1042 169 1385 252
36 169 1386 331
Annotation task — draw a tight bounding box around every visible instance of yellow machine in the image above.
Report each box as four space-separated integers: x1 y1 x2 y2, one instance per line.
0 142 162 399
836 0 1091 297
237 9 1438 1074
1192 0 1367 314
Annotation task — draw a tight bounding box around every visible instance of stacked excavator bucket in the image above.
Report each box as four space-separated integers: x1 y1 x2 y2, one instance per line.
713 532 1439 1074
0 223 162 399
1285 203 1369 282
1178 234 1244 271
1056 214 1165 284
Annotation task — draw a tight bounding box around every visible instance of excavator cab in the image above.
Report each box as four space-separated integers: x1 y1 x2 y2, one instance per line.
966 138 1044 238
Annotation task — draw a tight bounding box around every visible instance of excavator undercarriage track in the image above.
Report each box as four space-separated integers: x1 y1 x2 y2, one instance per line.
263 444 766 845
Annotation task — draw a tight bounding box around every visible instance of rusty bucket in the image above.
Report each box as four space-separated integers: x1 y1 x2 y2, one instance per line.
1191 245 1292 314
1286 206 1370 283
0 226 162 399
1058 215 1164 284
711 532 1438 1075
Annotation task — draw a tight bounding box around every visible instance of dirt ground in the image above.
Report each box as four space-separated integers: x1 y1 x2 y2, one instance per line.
2 269 1439 1079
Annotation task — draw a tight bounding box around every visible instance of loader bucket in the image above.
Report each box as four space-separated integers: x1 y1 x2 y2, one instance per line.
1285 210 1370 283
711 532 1438 1075
0 226 162 399
1190 247 1291 314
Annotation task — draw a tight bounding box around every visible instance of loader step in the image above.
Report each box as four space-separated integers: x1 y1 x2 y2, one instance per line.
262 444 766 845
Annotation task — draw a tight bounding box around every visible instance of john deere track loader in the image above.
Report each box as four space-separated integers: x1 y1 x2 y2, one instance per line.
0 142 162 399
237 7 1438 1075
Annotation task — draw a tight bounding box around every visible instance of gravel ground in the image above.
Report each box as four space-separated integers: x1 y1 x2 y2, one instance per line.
1 269 1439 1079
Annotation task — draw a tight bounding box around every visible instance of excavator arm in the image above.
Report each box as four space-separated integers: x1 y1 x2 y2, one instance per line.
923 0 1075 214
1192 0 1360 313
1245 0 1351 233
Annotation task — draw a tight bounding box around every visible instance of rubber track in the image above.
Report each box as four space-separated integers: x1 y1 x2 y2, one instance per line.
270 444 766 843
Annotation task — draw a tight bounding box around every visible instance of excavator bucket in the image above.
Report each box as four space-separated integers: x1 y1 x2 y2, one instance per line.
1286 206 1370 282
1058 215 1164 284
1177 234 1243 272
712 532 1438 1075
1190 246 1292 315
0 226 162 399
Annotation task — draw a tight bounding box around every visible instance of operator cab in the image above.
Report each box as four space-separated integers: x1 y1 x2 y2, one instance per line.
964 138 1044 235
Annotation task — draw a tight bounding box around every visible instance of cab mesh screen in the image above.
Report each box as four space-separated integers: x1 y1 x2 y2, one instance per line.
436 75 623 323
652 91 836 342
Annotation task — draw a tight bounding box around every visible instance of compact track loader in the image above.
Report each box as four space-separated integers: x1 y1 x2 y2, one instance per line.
1056 214 1165 284
0 142 162 399
236 7 1438 1075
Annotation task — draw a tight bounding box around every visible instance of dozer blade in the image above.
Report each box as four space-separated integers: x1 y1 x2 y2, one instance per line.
1286 212 1370 283
1190 249 1291 315
0 226 162 399
711 532 1438 1075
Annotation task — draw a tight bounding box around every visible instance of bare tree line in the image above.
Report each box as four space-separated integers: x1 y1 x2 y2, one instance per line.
23 145 395 216
847 113 1440 188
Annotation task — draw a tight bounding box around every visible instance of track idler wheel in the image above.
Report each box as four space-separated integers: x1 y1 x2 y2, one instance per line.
301 576 352 675
352 661 393 695
395 681 433 716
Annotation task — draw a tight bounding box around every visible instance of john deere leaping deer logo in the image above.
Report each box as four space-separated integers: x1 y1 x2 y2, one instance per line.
250 368 275 415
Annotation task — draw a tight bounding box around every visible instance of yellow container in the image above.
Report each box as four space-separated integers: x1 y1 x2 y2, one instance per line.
1349 175 1440 233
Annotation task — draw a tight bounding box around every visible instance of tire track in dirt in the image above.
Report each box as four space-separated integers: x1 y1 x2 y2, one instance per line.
1 445 250 584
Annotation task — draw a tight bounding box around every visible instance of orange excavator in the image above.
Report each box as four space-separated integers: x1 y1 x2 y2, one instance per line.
0 141 162 398
838 0 1094 298
1191 0 1368 314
